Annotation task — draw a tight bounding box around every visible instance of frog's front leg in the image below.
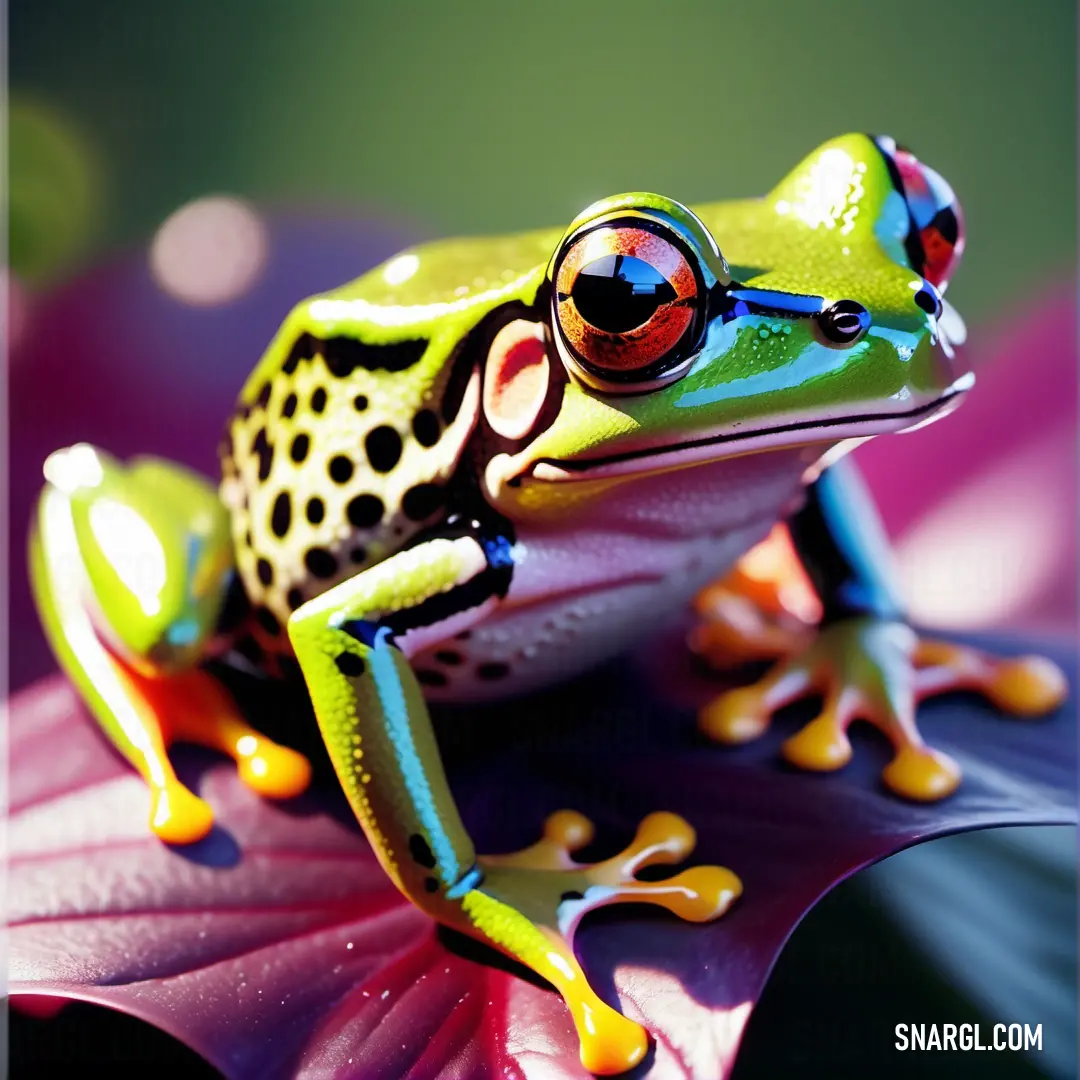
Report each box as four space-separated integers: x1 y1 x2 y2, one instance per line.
289 528 741 1075
30 445 311 843
698 458 1067 801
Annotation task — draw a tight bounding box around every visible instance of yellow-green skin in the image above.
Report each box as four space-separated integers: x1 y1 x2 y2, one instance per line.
29 134 970 1075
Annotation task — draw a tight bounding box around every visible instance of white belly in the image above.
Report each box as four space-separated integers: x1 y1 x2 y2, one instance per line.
413 448 811 701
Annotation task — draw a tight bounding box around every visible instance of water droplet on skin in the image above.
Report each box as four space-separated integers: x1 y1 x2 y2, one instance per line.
381 989 390 1000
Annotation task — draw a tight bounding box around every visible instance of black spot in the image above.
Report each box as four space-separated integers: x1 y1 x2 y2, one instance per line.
477 662 509 681
560 890 585 903
353 394 369 412
252 428 274 482
434 650 463 666
440 341 473 423
409 833 437 869
305 547 338 579
258 446 274 482
290 433 310 463
329 455 354 484
402 483 444 522
416 668 448 687
283 333 317 375
244 529 253 549
423 876 439 893
255 381 272 408
456 630 472 640
286 587 305 610
271 491 292 537
412 409 440 447
310 386 328 413
322 336 429 378
256 558 274 586
335 652 366 677
365 426 402 473
306 497 325 524
350 546 367 564
347 493 385 529
255 606 281 637
282 392 298 419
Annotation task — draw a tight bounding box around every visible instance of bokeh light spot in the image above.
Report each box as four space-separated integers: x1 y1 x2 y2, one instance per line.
150 196 268 306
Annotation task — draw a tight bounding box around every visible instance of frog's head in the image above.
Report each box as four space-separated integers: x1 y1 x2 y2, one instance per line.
484 133 968 515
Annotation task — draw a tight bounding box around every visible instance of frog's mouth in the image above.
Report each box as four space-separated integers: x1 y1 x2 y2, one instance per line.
521 375 972 485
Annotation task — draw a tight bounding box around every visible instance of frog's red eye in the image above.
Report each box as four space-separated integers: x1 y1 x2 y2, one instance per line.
553 224 702 384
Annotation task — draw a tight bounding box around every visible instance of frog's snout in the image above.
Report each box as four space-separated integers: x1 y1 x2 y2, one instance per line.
872 135 965 292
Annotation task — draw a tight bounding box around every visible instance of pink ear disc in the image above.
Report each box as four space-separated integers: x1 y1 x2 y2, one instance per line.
482 319 551 441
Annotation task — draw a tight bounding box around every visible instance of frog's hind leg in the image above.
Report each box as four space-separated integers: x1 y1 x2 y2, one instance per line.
29 445 310 844
289 528 740 1075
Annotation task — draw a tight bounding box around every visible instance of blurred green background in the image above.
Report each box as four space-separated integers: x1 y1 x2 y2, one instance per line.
10 0 1076 325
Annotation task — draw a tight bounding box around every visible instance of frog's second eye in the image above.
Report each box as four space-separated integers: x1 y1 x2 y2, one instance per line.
553 223 702 387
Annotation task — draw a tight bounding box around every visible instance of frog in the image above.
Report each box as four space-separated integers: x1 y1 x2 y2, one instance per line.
30 133 1067 1075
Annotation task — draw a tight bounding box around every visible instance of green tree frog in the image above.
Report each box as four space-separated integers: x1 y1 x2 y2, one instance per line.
30 134 1066 1075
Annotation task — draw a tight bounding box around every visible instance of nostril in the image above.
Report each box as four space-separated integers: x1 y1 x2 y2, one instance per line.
914 282 944 319
817 299 871 346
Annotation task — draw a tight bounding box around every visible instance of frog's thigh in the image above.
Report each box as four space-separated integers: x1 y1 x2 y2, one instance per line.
32 460 307 844
287 535 498 901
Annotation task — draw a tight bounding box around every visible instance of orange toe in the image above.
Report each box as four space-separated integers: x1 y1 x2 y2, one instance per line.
699 688 770 743
150 783 215 845
986 656 1068 717
781 715 852 771
882 745 961 802
235 739 312 799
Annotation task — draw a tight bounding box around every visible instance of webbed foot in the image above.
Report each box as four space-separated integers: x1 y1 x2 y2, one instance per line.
698 617 1067 801
450 810 741 1074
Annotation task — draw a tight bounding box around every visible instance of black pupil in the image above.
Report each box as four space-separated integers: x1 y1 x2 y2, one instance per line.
570 254 677 333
